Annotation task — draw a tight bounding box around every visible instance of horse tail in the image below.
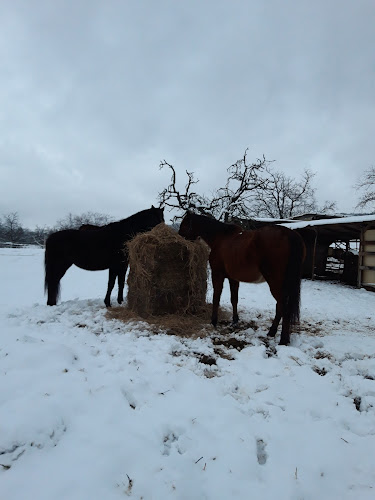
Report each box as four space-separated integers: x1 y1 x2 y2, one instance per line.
44 240 51 293
283 229 305 327
44 235 61 305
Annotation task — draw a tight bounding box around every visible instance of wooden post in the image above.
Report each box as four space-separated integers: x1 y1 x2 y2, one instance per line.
357 228 364 288
310 229 317 280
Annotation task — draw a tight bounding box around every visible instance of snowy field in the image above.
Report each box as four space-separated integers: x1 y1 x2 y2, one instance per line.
1 247 375 500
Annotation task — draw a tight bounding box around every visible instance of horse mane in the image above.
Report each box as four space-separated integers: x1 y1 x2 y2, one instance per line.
103 207 159 232
116 207 158 225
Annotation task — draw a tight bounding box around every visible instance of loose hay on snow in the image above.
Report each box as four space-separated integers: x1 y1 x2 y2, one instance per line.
125 223 210 317
108 303 231 337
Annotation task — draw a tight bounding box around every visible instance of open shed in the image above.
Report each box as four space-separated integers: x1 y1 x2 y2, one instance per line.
282 215 375 289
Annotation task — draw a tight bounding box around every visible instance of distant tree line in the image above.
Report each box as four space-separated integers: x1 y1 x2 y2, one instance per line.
0 211 113 247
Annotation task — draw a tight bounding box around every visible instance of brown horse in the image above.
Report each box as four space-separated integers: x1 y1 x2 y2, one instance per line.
178 212 306 345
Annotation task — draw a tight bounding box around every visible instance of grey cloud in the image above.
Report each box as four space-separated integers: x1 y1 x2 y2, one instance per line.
1 0 374 226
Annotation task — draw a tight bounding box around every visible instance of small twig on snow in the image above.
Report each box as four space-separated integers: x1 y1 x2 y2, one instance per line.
125 474 133 495
290 356 302 366
158 389 171 396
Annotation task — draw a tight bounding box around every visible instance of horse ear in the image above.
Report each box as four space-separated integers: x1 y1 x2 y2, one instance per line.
151 204 155 209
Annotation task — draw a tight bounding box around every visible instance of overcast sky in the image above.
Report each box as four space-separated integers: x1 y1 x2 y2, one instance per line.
1 0 374 227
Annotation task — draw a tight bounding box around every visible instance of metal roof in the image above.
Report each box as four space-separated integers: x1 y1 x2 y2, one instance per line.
282 214 375 241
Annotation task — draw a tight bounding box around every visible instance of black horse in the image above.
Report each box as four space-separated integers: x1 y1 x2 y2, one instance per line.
45 206 164 307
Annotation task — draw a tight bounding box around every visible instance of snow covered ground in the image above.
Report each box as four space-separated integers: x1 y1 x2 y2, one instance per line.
1 247 375 500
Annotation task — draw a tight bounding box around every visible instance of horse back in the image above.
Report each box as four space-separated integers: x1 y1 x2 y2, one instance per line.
210 225 304 284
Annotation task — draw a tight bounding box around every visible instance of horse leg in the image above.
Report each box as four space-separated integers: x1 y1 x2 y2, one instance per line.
46 261 71 306
266 287 291 345
267 302 282 338
211 271 225 327
279 312 291 346
229 278 239 324
117 262 128 305
104 268 117 307
263 271 290 345
47 274 61 306
268 293 290 345
266 268 298 345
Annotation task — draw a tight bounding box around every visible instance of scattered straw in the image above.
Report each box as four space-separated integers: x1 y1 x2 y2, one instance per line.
107 303 232 338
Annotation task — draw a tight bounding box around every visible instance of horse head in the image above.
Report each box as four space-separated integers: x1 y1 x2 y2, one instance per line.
149 205 165 227
178 211 198 240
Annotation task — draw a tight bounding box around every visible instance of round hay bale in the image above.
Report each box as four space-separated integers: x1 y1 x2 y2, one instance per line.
126 223 209 317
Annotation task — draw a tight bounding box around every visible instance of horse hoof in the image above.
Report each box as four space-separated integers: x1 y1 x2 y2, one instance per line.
267 331 276 338
211 320 217 328
278 339 289 346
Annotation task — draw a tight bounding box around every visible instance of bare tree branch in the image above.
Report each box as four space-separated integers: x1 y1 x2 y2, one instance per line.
157 150 336 223
158 161 213 218
356 167 375 209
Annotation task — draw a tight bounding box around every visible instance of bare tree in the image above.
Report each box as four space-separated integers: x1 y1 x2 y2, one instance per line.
356 167 375 210
252 168 336 218
158 162 206 215
158 150 270 221
32 226 52 247
54 211 113 230
209 151 271 221
158 150 336 222
1 212 24 246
